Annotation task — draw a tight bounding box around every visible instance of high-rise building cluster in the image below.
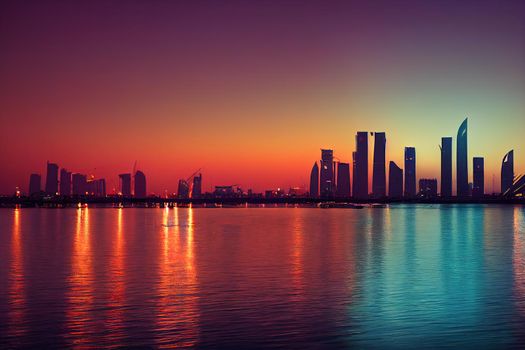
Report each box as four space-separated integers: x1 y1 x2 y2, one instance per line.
309 118 523 199
17 117 524 201
28 162 147 198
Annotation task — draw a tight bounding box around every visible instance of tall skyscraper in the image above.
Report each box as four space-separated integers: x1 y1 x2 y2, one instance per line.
72 173 87 196
501 150 514 195
134 170 147 198
353 132 368 199
192 173 202 198
440 137 452 197
28 174 41 196
472 157 484 198
178 179 190 198
320 149 334 197
309 162 319 198
372 132 386 198
457 118 469 197
45 162 59 195
59 169 72 196
388 161 403 199
119 173 132 197
404 147 416 197
336 162 351 197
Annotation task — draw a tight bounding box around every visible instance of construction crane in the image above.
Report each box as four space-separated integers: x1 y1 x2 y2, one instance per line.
177 168 202 198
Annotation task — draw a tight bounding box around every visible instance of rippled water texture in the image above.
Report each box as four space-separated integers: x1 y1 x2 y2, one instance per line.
1 205 525 348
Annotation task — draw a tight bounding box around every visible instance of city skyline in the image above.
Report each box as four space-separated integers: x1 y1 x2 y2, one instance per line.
1 1 524 194
16 117 523 199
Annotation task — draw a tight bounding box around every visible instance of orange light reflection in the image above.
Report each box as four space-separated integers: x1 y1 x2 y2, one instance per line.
66 207 94 348
156 207 199 348
8 208 25 338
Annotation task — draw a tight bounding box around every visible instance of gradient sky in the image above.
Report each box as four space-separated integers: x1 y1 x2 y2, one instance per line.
1 0 524 195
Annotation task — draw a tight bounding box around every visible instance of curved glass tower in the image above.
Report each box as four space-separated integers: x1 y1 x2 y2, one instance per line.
501 150 514 196
309 162 319 198
456 118 468 197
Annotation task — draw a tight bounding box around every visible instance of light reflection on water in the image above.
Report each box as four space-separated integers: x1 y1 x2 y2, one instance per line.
0 205 524 348
7 208 25 339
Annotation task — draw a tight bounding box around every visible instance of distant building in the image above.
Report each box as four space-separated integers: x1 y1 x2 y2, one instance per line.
72 173 87 196
28 174 41 196
309 162 319 198
288 187 302 196
501 150 514 196
388 161 403 199
336 162 351 198
353 132 368 199
119 173 132 197
404 147 416 198
134 170 147 198
60 169 72 196
320 149 335 197
419 179 438 199
87 178 106 197
372 132 386 198
191 173 202 198
472 157 484 198
45 162 59 195
214 186 234 197
457 118 469 197
440 137 452 197
178 179 190 198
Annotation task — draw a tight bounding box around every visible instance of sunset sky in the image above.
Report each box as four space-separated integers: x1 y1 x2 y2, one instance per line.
1 0 524 195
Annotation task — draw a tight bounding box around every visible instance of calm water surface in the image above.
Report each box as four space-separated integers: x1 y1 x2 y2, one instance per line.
1 205 525 349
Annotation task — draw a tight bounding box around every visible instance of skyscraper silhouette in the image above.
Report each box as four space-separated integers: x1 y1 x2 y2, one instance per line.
192 173 202 198
440 137 452 197
134 170 147 198
501 150 514 195
28 174 41 196
457 118 469 197
60 169 71 196
72 173 87 196
404 147 416 198
388 161 403 199
45 162 59 195
336 162 351 197
472 157 484 198
119 173 132 197
372 132 386 198
309 162 319 198
178 179 190 198
353 132 368 199
320 149 335 197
